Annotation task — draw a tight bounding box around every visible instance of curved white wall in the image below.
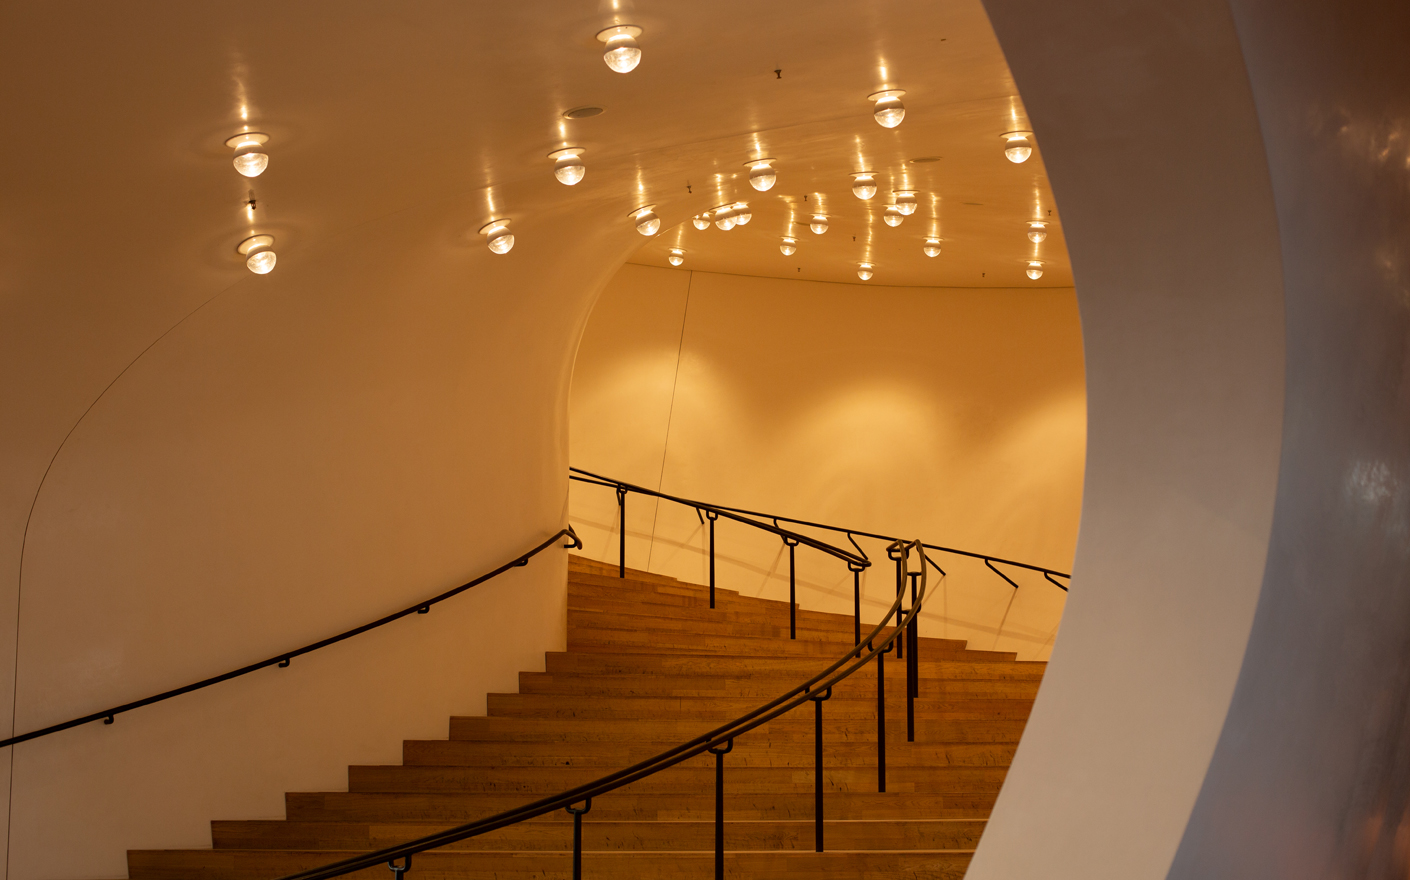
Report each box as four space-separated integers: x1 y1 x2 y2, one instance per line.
569 264 1084 659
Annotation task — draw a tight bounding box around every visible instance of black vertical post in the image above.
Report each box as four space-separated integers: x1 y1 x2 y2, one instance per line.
566 799 592 880
852 565 862 646
907 571 920 743
812 688 831 852
786 537 798 639
708 739 733 880
707 511 717 609
876 645 886 792
616 486 626 578
894 552 904 660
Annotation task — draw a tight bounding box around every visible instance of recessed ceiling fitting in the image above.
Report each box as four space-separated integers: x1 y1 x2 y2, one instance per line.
597 25 643 73
548 148 586 185
630 205 660 236
563 106 605 119
667 248 685 267
851 173 877 200
909 156 942 164
478 219 515 254
868 89 906 128
1002 131 1035 163
745 159 777 192
225 131 269 178
236 233 277 274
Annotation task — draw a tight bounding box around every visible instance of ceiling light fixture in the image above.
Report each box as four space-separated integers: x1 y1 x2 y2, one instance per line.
714 205 738 230
597 25 643 73
893 191 918 215
237 234 277 273
923 239 942 257
693 213 711 230
883 205 905 227
668 248 685 267
1027 221 1048 243
563 106 605 119
631 205 660 236
809 214 828 234
548 148 586 185
479 219 515 254
746 159 777 192
226 132 269 178
857 262 874 281
1002 131 1035 164
869 89 906 128
851 173 877 200
732 203 752 226
779 237 797 256
1026 260 1045 280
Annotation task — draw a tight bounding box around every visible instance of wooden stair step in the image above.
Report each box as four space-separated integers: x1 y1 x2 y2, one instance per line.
517 671 1042 700
541 651 1041 679
448 715 1030 743
402 740 1016 768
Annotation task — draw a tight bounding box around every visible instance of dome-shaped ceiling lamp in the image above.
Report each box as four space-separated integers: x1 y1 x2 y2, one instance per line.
478 219 515 254
779 237 797 256
226 132 270 178
746 159 777 192
692 212 712 230
732 203 752 226
1002 131 1035 163
668 248 685 267
548 148 586 185
596 25 643 73
1026 260 1045 280
713 205 738 230
1027 221 1048 242
868 89 906 128
631 205 660 236
237 234 277 273
850 173 877 200
857 262 875 281
893 191 918 215
809 214 829 234
923 238 942 257
883 205 905 227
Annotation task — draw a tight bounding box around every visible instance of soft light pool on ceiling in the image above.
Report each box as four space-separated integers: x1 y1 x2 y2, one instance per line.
893 191 918 215
226 132 269 178
746 159 777 192
923 239 942 257
479 219 515 254
631 205 660 236
237 234 277 273
857 262 874 281
693 213 711 230
883 205 904 227
668 248 685 267
809 214 828 234
779 237 797 256
851 173 877 200
1026 260 1044 280
869 90 906 128
1027 221 1048 242
548 148 586 185
597 25 643 73
1003 131 1034 163
732 203 752 225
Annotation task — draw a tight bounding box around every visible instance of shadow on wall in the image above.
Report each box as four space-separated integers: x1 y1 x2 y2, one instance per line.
567 264 1085 660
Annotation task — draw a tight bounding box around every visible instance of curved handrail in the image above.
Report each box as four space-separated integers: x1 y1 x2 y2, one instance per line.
570 465 1071 581
0 527 583 749
273 538 931 880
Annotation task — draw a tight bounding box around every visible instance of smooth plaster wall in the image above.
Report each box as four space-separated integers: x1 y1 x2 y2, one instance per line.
569 264 1084 660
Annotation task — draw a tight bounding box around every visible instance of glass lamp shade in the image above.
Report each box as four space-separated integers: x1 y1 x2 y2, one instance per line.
668 249 685 267
603 35 641 72
1005 135 1033 163
851 174 877 199
633 208 660 236
857 263 874 281
233 151 269 178
809 215 828 234
487 231 515 254
1026 261 1044 280
923 239 941 257
714 209 737 230
693 214 711 230
246 249 276 273
733 204 752 225
552 154 585 185
748 162 776 191
894 192 917 215
1027 222 1048 243
779 238 797 256
883 207 904 227
870 90 906 128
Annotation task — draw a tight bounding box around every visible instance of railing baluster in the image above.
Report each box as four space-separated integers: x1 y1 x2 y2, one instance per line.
708 739 734 880
876 643 886 792
907 571 920 743
811 687 832 852
890 546 905 661
566 799 592 880
851 563 863 645
616 486 627 578
785 536 799 639
707 510 718 609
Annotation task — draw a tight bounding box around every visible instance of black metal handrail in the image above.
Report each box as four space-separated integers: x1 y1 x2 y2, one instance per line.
274 537 934 880
0 527 583 750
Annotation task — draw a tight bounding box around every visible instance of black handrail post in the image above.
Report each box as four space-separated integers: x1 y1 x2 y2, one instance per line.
889 544 906 661
566 799 592 880
616 486 627 578
707 510 718 609
708 739 734 880
850 563 863 646
785 536 799 639
876 643 886 793
811 688 832 852
907 571 920 743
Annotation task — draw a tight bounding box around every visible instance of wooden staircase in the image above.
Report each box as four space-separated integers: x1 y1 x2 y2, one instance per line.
127 555 1045 879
